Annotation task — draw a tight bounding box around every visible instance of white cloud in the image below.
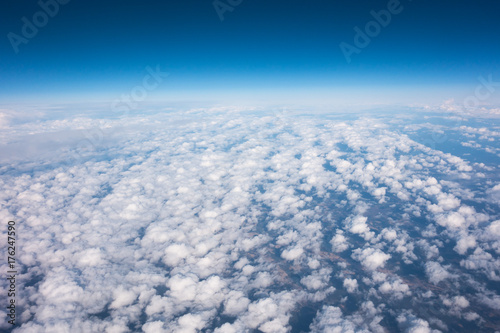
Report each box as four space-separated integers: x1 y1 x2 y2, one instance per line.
223 291 250 316
454 234 476 255
397 311 441 333
425 261 453 284
443 295 469 309
309 306 366 333
352 248 391 271
378 279 411 300
347 215 374 240
301 268 331 290
343 278 358 293
281 246 304 261
331 230 349 253
110 287 137 309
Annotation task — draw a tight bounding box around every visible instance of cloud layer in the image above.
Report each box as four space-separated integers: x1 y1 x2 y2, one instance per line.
0 106 499 332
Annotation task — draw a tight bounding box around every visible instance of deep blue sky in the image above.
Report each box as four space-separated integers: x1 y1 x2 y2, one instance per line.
1 0 499 105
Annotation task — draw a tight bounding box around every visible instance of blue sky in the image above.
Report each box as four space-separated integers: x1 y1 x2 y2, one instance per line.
1 0 499 105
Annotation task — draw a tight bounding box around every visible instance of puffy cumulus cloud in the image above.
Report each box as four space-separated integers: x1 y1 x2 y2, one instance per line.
397 311 441 333
227 291 299 332
173 312 214 333
330 230 349 253
417 239 441 260
281 245 304 261
436 193 461 211
77 247 107 267
352 248 391 271
222 291 250 316
346 215 374 241
460 247 500 281
454 234 477 255
353 301 386 333
343 278 358 293
381 228 398 241
487 184 500 204
444 154 473 173
425 261 454 284
310 301 386 333
435 206 488 230
463 312 480 321
378 279 411 300
487 219 500 236
479 294 500 310
163 243 191 266
252 271 274 289
1 106 499 332
301 268 332 290
436 212 467 229
309 306 366 333
110 286 137 309
383 230 417 264
442 295 470 317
